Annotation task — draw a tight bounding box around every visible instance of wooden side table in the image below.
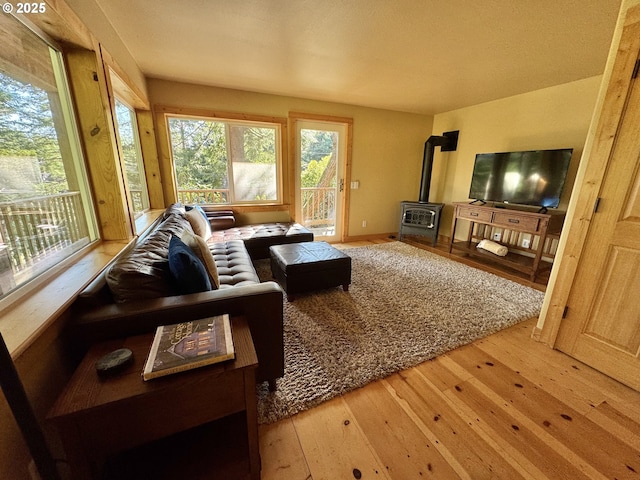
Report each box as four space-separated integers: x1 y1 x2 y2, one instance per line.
48 316 259 480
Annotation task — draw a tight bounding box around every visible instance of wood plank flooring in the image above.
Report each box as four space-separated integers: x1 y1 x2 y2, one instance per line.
258 239 640 480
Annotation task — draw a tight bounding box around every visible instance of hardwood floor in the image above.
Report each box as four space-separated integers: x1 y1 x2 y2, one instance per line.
258 239 640 480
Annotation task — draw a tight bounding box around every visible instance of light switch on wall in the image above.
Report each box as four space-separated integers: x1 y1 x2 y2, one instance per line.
350 181 359 189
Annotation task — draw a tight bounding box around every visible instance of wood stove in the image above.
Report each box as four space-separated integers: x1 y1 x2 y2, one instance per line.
399 130 459 247
399 201 444 246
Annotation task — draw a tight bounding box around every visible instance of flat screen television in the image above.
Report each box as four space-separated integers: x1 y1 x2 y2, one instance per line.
468 148 573 208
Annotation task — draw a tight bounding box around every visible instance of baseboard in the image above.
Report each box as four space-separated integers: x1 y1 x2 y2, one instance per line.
530 325 543 342
342 232 397 243
398 234 451 248
340 233 450 245
439 234 451 245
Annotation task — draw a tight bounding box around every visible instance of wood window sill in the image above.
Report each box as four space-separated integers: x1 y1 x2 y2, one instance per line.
0 209 165 357
0 240 132 358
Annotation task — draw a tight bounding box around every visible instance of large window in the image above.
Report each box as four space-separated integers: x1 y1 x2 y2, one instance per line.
167 115 282 205
0 14 97 301
114 98 149 216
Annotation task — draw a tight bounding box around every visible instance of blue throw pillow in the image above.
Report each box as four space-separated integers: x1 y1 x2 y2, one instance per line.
168 235 212 294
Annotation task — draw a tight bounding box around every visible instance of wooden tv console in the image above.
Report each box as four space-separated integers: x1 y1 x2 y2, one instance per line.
448 202 566 281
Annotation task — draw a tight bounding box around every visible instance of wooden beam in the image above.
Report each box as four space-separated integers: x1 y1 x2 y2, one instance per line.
14 0 93 50
101 46 149 110
65 49 132 240
0 14 56 91
137 110 165 209
153 110 178 205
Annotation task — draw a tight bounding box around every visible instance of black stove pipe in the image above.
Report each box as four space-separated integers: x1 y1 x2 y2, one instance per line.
419 130 459 203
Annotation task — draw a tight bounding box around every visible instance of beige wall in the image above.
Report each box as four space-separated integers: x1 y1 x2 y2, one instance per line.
1 0 632 477
428 76 602 239
148 78 433 237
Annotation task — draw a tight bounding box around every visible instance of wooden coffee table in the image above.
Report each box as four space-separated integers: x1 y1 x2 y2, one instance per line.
48 316 259 480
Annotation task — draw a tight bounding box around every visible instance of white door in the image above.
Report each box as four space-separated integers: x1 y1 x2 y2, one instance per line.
295 120 347 242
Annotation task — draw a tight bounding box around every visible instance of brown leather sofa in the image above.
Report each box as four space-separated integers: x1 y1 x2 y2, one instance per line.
209 222 315 259
69 205 312 389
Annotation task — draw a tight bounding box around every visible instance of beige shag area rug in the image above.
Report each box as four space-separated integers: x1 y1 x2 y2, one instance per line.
255 241 544 424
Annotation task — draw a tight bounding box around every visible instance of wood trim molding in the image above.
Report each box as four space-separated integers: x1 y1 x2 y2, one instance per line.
153 110 178 205
153 106 289 208
287 116 298 214
15 0 93 50
342 121 353 242
0 240 130 356
288 112 354 240
100 46 149 111
289 111 353 124
342 232 395 243
137 111 165 209
154 105 287 125
66 49 133 240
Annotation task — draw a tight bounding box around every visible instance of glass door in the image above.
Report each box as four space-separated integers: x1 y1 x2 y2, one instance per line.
295 120 347 242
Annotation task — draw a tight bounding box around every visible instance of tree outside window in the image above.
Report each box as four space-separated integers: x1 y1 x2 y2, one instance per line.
0 13 97 300
114 99 149 216
168 116 281 205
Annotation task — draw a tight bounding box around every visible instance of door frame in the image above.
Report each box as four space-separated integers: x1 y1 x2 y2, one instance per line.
289 112 353 242
536 4 640 346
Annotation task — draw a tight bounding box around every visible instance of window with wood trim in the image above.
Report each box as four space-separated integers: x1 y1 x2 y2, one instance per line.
167 115 283 205
0 14 98 302
114 98 149 217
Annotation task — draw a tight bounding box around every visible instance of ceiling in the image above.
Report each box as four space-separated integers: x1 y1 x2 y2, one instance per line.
92 0 622 115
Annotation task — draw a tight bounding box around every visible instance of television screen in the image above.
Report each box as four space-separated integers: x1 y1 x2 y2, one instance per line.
468 149 573 208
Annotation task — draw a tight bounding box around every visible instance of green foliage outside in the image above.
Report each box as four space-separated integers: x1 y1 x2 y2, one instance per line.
115 100 143 188
168 118 278 202
300 129 336 188
115 100 148 213
169 118 228 191
301 155 331 188
0 72 68 201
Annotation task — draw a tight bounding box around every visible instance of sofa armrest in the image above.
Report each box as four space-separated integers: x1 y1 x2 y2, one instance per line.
206 209 236 230
71 282 284 384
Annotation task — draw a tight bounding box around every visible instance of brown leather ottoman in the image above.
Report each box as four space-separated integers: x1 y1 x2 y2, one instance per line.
269 241 351 301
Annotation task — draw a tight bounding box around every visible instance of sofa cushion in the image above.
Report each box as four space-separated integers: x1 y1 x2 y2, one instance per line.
168 235 212 294
180 229 219 289
208 223 314 259
186 206 212 240
106 213 193 303
210 240 260 288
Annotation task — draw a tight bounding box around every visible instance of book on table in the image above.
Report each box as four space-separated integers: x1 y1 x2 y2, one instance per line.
142 314 235 381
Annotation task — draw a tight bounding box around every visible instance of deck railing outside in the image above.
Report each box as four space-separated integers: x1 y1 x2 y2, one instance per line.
0 186 333 287
301 187 335 228
177 189 230 205
0 192 88 274
129 189 145 214
176 187 335 228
